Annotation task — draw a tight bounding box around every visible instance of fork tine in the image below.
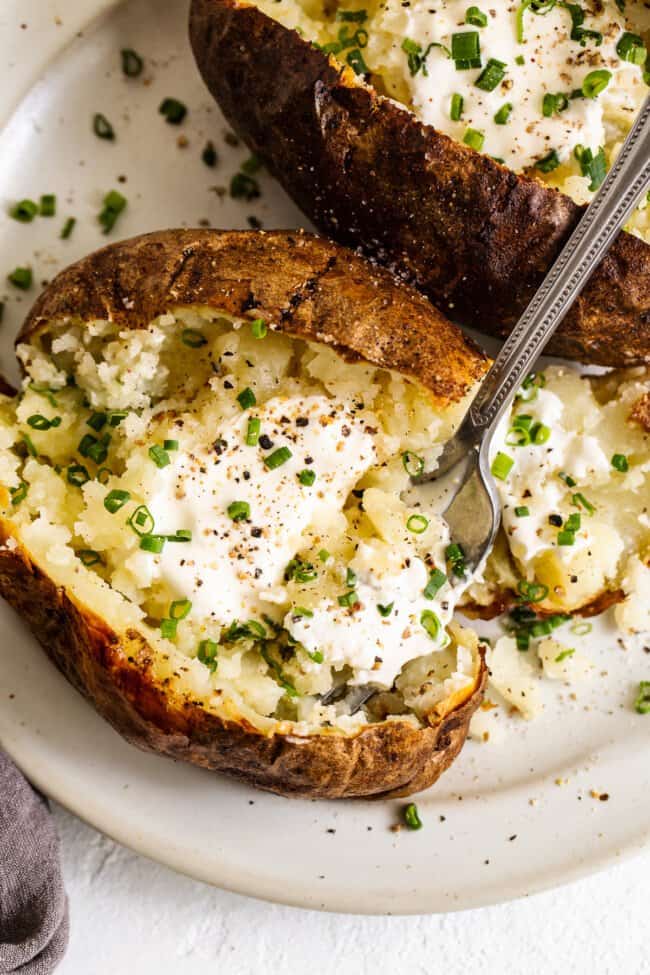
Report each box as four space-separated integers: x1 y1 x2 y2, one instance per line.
442 451 501 572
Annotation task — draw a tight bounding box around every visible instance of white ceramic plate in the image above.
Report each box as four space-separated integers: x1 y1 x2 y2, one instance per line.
1 0 649 915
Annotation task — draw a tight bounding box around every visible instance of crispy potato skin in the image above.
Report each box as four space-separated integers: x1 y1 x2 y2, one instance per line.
0 524 486 799
188 0 650 367
6 229 488 799
20 228 487 407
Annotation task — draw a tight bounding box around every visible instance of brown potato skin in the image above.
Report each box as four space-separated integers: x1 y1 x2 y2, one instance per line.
188 0 650 367
6 229 488 799
20 228 487 406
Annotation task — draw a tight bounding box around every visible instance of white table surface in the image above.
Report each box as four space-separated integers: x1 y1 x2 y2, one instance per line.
53 801 650 974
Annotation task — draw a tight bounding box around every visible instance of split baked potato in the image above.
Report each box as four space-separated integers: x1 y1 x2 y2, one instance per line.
0 229 493 799
189 0 650 366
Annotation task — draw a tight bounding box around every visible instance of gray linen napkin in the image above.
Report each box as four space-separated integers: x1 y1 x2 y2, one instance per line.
0 751 68 974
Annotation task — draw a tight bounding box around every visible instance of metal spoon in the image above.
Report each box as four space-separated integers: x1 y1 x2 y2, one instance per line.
412 94 650 573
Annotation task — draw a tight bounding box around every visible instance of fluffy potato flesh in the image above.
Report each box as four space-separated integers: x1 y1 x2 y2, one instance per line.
472 366 650 632
253 0 649 237
1 310 482 736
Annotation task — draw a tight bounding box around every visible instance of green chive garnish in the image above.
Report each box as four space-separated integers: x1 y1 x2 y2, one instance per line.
582 69 611 98
377 602 394 617
250 318 267 339
227 500 250 521
463 127 485 152
245 417 261 446
402 451 424 477
451 30 481 69
237 387 256 410
140 534 166 553
536 150 561 173
197 639 219 672
78 549 102 567
571 492 595 514
121 48 143 77
159 97 187 124
60 217 76 239
98 190 127 234
634 681 650 714
338 590 359 608
494 102 513 124
149 444 170 468
557 529 575 545
9 482 28 506
8 267 32 290
264 446 292 469
163 439 179 451
420 609 441 640
39 194 56 217
475 58 506 91
67 464 90 487
611 453 629 472
491 451 514 480
404 802 423 830
27 414 61 430
93 113 115 140
406 513 428 534
170 598 192 620
128 505 155 537
446 543 466 578
616 32 647 65
517 579 548 603
10 199 38 222
424 567 447 599
298 469 316 486
515 506 530 517
160 618 178 639
450 92 464 121
465 5 488 26
104 489 130 512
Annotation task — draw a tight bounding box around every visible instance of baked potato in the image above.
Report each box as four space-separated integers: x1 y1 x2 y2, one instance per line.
189 0 650 367
0 228 491 800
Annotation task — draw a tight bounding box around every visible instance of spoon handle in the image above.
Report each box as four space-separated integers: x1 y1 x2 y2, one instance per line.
468 94 650 438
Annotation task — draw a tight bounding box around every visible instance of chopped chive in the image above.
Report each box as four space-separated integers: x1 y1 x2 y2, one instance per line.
611 453 629 472
237 387 256 410
149 444 170 468
517 579 548 603
78 549 102 567
22 434 37 457
181 327 207 348
202 140 218 167
8 267 32 290
245 417 261 446
450 92 464 120
402 451 424 477
536 150 561 173
515 54 525 65
574 144 607 191
494 102 513 124
516 629 530 651
264 446 292 469
104 489 130 513
465 5 488 25
557 529 575 545
634 681 650 715
121 48 143 77
27 413 61 430
107 410 128 427
28 383 58 407
542 92 569 117
558 471 576 487
96 467 112 485
570 620 592 636
475 58 507 91
420 609 441 640
582 68 611 98
39 194 56 217
336 8 368 21
377 602 394 617
531 422 550 444
197 638 219 672
60 217 76 239
160 618 178 639
424 567 447 599
93 113 115 140
338 590 359 608
298 469 316 486
250 318 267 339
170 598 192 620
404 802 423 830
293 606 314 618
571 492 595 514
163 439 179 451
67 464 91 487
554 649 575 663
140 534 166 553
9 482 28 506
98 189 127 234
166 529 192 542
446 543 466 578
159 97 187 124
565 512 581 532
260 646 297 697
491 451 514 480
451 30 481 69
515 505 530 517
616 31 647 65
463 127 485 152
128 504 155 537
230 172 261 201
285 558 318 583
10 199 38 222
318 549 330 563
406 513 429 534
227 500 250 521
346 567 357 587
87 412 107 432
